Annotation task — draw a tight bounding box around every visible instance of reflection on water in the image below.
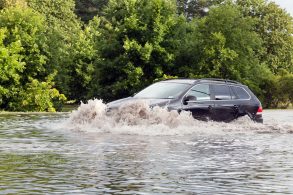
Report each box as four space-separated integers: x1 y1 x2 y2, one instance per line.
0 109 293 194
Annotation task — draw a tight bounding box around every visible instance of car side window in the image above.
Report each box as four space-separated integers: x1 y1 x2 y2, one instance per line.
229 86 237 99
231 86 250 99
186 84 211 101
212 84 231 100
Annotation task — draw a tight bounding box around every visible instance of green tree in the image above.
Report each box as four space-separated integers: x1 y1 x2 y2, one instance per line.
68 27 96 101
277 74 293 107
258 72 293 108
9 74 66 112
176 0 224 18
175 4 263 81
75 0 109 22
88 0 183 101
0 28 24 108
0 6 49 82
0 6 66 111
27 0 98 102
236 0 293 74
0 0 26 9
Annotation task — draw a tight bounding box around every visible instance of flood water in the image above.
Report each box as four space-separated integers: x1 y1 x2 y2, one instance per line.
1 100 293 194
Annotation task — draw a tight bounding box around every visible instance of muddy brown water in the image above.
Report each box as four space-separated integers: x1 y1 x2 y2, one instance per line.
1 100 293 194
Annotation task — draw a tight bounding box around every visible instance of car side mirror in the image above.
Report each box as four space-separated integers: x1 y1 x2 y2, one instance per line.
183 95 197 105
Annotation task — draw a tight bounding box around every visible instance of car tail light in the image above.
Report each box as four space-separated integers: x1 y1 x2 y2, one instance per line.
256 106 262 115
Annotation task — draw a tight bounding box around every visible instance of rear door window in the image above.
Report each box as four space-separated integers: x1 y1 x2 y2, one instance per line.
231 86 250 99
187 84 211 101
212 84 231 100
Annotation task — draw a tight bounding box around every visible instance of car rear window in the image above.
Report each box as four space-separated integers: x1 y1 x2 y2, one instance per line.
231 86 250 99
212 84 231 100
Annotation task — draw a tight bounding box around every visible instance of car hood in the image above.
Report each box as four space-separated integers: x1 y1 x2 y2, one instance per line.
107 97 173 109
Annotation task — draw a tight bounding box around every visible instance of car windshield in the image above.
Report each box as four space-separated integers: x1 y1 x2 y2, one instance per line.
134 82 190 99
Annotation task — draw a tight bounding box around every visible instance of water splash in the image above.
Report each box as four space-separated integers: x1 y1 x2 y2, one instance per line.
66 99 293 135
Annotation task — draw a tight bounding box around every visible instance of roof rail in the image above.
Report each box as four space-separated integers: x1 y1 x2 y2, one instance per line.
199 78 241 84
160 77 241 84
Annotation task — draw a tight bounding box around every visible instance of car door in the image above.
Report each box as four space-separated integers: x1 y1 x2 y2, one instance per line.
181 84 214 121
230 85 254 118
210 84 238 122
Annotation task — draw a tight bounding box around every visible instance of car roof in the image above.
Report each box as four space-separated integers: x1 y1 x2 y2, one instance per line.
161 78 243 85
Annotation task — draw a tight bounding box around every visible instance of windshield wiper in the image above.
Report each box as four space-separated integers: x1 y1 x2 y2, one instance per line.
191 90 210 96
134 97 174 99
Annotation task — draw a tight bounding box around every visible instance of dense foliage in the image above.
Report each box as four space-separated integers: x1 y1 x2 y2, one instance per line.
0 0 292 111
0 5 66 111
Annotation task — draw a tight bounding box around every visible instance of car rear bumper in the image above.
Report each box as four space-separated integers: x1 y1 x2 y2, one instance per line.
254 114 263 123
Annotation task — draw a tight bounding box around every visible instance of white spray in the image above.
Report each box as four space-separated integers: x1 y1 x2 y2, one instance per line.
66 99 293 135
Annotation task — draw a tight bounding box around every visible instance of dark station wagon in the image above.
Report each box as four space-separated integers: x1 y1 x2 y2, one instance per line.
107 78 263 123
